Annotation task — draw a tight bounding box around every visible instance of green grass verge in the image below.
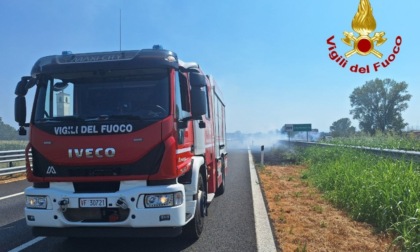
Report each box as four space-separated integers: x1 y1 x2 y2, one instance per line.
323 133 420 151
303 146 420 251
0 140 28 151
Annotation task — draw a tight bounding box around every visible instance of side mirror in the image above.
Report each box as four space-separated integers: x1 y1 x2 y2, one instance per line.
15 96 27 135
54 82 69 91
26 78 37 90
15 76 36 96
189 71 207 120
190 72 207 87
14 76 36 136
15 96 26 125
191 86 207 120
15 79 28 96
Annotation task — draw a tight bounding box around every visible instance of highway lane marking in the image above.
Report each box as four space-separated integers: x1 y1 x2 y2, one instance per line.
8 236 46 252
248 148 277 252
0 192 24 201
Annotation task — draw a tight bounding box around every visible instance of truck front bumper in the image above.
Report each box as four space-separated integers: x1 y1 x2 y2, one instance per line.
24 181 194 237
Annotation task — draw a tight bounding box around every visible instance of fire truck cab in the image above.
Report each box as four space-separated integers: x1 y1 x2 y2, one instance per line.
14 46 227 239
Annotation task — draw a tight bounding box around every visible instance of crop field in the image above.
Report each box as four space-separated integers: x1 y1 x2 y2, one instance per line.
303 146 420 251
0 140 28 151
323 133 420 151
255 143 420 251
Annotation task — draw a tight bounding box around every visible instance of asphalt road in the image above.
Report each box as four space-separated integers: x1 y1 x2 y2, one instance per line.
0 149 262 252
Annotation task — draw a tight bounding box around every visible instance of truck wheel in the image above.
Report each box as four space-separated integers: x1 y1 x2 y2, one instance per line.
216 161 226 196
183 173 206 240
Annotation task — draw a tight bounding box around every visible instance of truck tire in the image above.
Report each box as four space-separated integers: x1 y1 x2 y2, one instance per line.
183 173 206 240
216 160 226 196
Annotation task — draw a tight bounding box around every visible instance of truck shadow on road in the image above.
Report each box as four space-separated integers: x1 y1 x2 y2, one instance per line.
58 236 197 252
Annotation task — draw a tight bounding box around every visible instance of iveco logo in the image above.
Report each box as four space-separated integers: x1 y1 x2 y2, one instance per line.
68 148 116 158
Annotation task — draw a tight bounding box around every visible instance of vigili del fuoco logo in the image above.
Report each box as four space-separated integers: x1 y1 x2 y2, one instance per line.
326 0 402 74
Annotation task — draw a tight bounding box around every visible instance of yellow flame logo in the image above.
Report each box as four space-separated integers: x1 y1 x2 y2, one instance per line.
341 0 387 58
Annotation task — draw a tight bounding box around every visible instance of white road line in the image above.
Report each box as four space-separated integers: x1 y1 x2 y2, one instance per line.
0 192 24 201
8 236 46 252
248 148 277 252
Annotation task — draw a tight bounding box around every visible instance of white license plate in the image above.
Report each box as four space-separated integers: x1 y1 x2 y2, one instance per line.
79 198 107 208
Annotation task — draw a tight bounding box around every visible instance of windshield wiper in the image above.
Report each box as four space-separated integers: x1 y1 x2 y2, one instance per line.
64 116 86 121
107 114 143 120
36 116 85 123
84 114 144 121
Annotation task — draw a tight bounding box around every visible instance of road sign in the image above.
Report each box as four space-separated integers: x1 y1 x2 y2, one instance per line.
284 124 293 132
284 124 312 132
293 124 312 132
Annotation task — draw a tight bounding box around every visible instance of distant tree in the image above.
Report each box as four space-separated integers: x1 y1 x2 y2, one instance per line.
330 118 355 137
350 78 411 135
0 117 21 140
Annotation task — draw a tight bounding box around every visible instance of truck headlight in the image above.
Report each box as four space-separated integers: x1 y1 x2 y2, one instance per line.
26 195 48 209
144 191 183 208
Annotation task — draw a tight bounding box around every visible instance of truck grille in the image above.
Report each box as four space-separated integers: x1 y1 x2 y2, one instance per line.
31 143 165 177
63 208 130 223
73 181 120 193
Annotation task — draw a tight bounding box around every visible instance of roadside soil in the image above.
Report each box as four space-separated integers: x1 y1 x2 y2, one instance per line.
0 173 26 184
258 165 400 252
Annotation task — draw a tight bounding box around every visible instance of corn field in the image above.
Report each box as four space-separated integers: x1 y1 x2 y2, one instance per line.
303 146 420 251
0 140 28 151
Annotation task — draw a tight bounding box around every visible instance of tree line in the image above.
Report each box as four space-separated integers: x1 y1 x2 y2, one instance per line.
0 117 27 140
330 78 412 137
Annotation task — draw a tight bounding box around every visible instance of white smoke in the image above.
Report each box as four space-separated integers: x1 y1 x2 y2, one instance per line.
227 130 322 151
227 131 288 151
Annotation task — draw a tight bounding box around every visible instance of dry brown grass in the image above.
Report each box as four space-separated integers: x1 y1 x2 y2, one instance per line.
258 165 400 252
0 173 26 184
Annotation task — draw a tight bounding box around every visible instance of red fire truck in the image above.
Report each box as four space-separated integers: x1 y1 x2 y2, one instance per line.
14 45 227 239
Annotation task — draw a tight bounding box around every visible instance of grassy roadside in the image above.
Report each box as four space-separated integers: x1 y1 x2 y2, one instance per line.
0 140 28 151
253 146 409 251
303 146 420 251
258 164 396 251
322 133 420 151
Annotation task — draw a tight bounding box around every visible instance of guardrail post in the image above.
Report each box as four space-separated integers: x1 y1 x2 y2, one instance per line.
261 145 264 165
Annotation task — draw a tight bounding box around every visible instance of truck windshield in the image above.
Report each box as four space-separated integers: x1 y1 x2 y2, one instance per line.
34 70 170 123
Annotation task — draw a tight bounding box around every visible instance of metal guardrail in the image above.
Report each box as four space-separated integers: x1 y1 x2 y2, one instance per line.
0 149 30 177
281 140 420 162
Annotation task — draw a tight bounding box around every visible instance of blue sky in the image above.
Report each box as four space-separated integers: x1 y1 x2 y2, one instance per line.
0 0 419 133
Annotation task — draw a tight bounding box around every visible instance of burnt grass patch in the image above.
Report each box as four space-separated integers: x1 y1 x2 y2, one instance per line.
251 145 301 166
